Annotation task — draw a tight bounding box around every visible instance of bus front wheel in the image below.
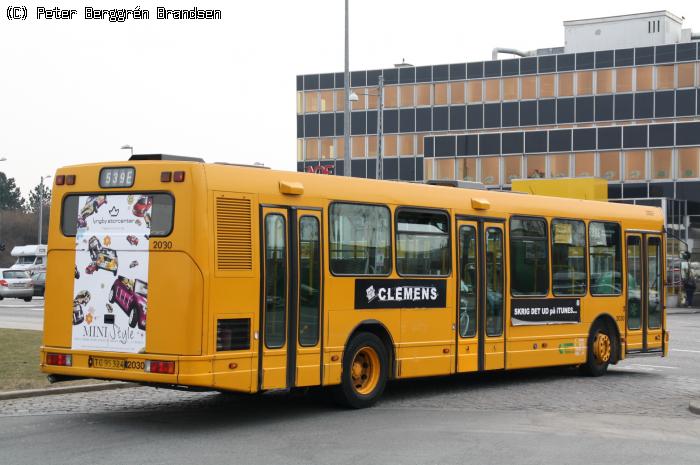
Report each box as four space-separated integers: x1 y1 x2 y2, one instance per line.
334 332 388 409
580 321 614 377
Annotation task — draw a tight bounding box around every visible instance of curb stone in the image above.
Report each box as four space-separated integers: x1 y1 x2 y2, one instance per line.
0 382 137 401
690 400 700 416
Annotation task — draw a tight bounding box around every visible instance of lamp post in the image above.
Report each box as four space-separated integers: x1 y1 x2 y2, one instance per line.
349 75 384 179
37 175 51 245
120 145 134 157
343 0 351 177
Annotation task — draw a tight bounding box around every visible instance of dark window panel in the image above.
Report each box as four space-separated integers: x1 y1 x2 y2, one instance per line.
399 157 416 182
655 91 674 118
655 44 675 63
623 125 648 148
677 122 700 146
367 159 376 179
297 115 304 138
319 113 334 137
467 104 484 129
351 111 366 135
297 162 304 172
296 75 303 91
383 68 398 85
457 135 479 156
335 113 344 136
502 132 524 154
484 60 501 77
367 70 381 87
334 72 344 89
538 55 556 73
467 61 484 79
351 71 366 87
575 96 594 122
502 102 519 127
557 53 575 71
635 46 654 65
649 182 674 198
304 114 319 137
676 89 696 116
502 59 519 76
434 135 456 157
367 110 377 134
623 183 648 198
351 159 366 178
608 183 622 199
449 106 466 130
399 108 416 133
415 66 432 83
416 107 432 132
595 95 614 121
449 63 466 80
698 90 700 116
383 158 398 180
520 57 537 75
484 103 501 128
304 74 319 90
549 129 572 152
595 50 614 68
573 128 596 151
424 137 434 157
319 73 334 89
538 99 556 125
433 106 449 131
677 182 700 207
456 135 467 156
479 134 500 155
433 65 449 81
525 131 547 153
648 123 674 147
597 126 622 150
334 161 343 176
383 109 399 133
615 93 634 120
576 52 594 70
557 98 575 124
416 157 424 181
399 67 415 84
520 100 537 126
635 92 654 119
615 48 634 67
677 42 698 62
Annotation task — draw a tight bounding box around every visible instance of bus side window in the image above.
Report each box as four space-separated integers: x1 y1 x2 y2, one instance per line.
510 217 549 296
589 222 622 296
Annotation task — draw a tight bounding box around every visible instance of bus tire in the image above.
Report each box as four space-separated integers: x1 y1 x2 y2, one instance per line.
334 332 388 409
580 321 614 377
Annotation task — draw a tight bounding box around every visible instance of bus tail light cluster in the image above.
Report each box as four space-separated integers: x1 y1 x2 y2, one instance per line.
145 360 175 374
46 353 72 366
160 171 185 183
55 175 76 186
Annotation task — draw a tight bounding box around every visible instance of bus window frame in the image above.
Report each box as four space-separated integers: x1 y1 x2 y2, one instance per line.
550 217 588 297
60 191 175 238
328 201 393 277
509 215 550 298
587 221 623 297
394 206 452 278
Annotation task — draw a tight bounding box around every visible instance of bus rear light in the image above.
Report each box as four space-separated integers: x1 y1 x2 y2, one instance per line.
160 171 172 182
46 353 72 366
145 360 175 374
66 175 76 185
55 175 65 185
173 171 185 182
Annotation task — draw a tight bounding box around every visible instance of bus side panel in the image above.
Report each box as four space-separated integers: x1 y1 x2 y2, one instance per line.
43 250 75 348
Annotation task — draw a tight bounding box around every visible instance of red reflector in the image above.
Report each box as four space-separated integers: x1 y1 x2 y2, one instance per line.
66 175 76 185
146 360 175 374
173 171 185 182
160 171 172 182
46 353 72 366
55 175 65 185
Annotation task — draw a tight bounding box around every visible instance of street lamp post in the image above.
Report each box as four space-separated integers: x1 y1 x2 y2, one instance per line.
343 0 351 177
37 175 51 245
120 145 134 157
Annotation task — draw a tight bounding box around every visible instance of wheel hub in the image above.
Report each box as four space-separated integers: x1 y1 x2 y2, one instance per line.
593 332 611 363
350 347 380 395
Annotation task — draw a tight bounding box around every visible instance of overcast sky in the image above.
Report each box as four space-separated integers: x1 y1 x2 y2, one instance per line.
0 0 697 194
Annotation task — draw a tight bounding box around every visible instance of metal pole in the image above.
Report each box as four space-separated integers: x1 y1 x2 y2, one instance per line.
343 0 351 177
37 176 44 244
376 75 384 180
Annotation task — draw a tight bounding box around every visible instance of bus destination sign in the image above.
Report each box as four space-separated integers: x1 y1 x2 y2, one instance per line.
511 298 581 325
354 279 447 309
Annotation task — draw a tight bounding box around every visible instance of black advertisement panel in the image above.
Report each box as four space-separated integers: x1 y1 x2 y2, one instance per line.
354 279 447 309
511 298 581 325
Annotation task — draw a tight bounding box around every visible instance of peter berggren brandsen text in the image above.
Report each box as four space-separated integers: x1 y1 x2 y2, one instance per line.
35 7 222 22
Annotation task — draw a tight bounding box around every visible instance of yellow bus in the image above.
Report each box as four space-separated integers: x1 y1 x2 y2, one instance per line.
41 155 668 408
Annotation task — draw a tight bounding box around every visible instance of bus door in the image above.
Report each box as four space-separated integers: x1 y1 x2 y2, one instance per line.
456 219 506 373
260 207 323 390
625 232 664 353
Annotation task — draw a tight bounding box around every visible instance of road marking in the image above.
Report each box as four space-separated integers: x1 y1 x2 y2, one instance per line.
671 348 700 354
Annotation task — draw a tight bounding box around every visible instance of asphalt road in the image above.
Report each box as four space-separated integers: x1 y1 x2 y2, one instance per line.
0 310 699 464
0 298 44 330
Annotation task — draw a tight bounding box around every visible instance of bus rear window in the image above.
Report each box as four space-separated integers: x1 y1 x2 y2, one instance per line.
61 193 174 237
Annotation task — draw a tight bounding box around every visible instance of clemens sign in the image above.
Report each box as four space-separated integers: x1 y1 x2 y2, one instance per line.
354 279 446 309
511 298 581 325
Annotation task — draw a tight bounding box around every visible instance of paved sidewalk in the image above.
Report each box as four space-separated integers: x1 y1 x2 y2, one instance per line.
0 382 136 401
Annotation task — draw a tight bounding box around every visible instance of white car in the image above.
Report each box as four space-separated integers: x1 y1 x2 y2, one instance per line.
0 269 34 302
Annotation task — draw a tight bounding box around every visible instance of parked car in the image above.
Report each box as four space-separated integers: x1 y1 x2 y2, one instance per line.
32 272 46 297
109 276 147 330
0 269 34 302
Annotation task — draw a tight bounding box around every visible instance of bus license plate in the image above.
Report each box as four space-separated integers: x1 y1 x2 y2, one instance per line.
91 357 125 370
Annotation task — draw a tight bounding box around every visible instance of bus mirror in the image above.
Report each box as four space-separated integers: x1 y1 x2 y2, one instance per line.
471 198 490 210
279 181 304 196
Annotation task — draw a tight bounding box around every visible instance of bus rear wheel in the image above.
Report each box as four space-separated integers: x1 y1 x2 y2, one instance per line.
334 332 388 409
580 321 614 377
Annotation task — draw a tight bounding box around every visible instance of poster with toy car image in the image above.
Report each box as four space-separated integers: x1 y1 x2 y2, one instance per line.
72 194 152 353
